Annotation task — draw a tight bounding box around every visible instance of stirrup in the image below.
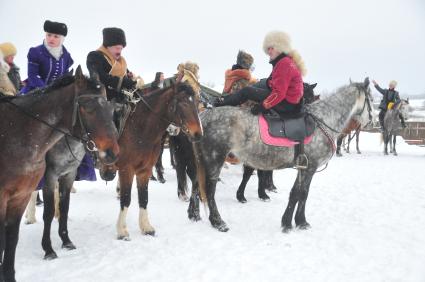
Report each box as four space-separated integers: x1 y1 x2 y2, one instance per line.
295 153 308 170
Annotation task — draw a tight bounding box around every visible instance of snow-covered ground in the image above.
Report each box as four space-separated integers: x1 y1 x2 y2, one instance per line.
16 133 425 282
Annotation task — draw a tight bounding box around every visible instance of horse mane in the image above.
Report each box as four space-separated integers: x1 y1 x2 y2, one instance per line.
140 81 196 100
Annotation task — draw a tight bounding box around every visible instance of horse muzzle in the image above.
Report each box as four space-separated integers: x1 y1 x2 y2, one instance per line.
98 148 119 165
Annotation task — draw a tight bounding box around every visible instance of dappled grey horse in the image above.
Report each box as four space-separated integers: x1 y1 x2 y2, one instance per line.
382 99 410 155
191 78 373 232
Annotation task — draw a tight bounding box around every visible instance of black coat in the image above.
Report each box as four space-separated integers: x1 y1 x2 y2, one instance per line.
86 51 136 101
8 63 23 92
374 84 400 110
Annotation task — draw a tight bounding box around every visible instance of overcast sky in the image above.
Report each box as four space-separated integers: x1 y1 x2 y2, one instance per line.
1 0 424 96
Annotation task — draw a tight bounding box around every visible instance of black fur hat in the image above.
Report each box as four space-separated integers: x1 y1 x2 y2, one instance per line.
236 50 254 70
43 20 68 36
102 28 126 47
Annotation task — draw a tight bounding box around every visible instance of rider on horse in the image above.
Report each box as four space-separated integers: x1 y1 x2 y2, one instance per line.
0 42 23 93
214 30 306 117
372 79 406 130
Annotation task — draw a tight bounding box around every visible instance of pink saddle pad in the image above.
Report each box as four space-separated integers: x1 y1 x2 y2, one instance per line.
259 114 313 147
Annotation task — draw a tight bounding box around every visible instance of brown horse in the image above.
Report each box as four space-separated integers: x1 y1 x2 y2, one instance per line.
0 66 119 282
336 118 362 156
99 80 204 240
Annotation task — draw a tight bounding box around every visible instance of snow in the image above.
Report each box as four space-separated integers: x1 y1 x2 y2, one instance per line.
16 133 425 282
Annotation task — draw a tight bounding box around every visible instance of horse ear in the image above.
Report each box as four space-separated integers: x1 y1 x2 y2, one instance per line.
310 83 317 89
364 77 370 88
75 65 84 80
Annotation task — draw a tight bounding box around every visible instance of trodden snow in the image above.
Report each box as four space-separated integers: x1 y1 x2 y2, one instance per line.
16 132 425 282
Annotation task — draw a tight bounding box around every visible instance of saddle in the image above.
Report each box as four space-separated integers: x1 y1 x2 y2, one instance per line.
263 110 315 141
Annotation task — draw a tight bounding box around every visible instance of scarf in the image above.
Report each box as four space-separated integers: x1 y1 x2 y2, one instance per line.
44 39 64 60
97 45 127 77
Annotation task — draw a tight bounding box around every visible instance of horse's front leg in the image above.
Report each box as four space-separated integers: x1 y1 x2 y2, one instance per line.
257 170 270 201
383 133 389 155
58 174 77 250
356 131 361 154
236 165 254 203
4 194 31 282
294 167 316 230
392 135 397 156
282 171 302 233
116 169 134 240
336 135 343 157
208 176 229 232
346 133 351 153
187 160 201 221
42 175 59 260
136 172 155 236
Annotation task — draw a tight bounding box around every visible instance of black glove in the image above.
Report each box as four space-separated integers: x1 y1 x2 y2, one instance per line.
251 104 266 115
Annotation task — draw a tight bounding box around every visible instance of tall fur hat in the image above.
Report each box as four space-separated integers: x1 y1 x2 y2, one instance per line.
0 42 17 57
236 50 254 70
262 30 292 54
102 27 126 47
44 20 68 36
389 80 397 88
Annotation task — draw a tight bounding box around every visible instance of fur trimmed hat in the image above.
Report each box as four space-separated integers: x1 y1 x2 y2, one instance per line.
0 42 17 57
262 30 292 55
102 28 126 47
236 50 254 70
44 20 68 36
389 80 397 88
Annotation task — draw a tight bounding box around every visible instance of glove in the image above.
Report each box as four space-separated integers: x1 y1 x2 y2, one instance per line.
250 104 266 115
135 77 144 89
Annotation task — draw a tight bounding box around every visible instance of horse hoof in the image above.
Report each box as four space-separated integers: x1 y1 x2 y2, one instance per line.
296 222 311 230
62 242 76 250
117 235 131 241
44 252 58 260
189 214 202 222
158 177 166 184
259 195 270 202
178 194 190 202
143 230 156 236
357 151 362 154
236 194 247 203
25 219 36 225
336 153 342 157
266 186 278 193
282 225 293 233
212 221 229 232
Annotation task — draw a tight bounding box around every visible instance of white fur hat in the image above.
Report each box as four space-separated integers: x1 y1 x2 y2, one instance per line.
389 80 397 88
262 31 292 54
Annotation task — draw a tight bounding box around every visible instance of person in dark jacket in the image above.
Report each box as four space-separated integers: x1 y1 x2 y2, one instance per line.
372 79 406 130
86 27 144 102
20 20 73 94
0 42 23 92
151 72 164 90
215 31 307 117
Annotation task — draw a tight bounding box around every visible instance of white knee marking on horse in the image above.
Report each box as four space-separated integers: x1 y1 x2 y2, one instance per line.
25 191 38 224
139 208 155 234
117 207 129 237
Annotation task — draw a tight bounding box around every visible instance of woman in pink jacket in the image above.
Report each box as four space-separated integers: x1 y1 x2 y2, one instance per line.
215 31 307 116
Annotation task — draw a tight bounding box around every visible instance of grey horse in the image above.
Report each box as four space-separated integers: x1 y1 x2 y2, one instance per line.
382 99 410 155
191 78 373 232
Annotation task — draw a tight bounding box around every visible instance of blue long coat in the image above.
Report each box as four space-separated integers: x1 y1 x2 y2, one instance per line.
20 43 97 187
20 43 73 94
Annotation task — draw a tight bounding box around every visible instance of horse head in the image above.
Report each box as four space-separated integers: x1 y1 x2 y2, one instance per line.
168 82 203 142
395 99 411 121
74 65 119 165
351 77 374 127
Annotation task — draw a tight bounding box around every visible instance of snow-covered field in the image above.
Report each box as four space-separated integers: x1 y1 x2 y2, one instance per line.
16 133 425 282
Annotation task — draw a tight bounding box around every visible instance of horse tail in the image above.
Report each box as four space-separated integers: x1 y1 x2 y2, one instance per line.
192 142 208 205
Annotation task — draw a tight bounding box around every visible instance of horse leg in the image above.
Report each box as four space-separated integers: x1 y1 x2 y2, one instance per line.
236 165 253 203
154 135 166 184
136 172 155 236
264 170 277 192
207 176 229 232
257 170 270 201
3 195 30 282
176 158 189 202
116 169 133 240
392 135 397 156
0 194 7 281
282 170 305 232
356 131 361 154
187 161 201 221
41 175 59 259
294 168 315 230
24 190 38 224
58 174 77 250
336 135 343 157
383 133 389 155
346 133 351 153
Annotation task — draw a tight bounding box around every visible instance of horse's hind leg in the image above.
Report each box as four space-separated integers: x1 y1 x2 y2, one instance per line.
117 169 134 240
336 135 344 157
264 170 277 192
57 174 77 250
257 170 270 201
42 174 59 259
207 177 229 232
154 135 166 184
24 190 38 224
236 165 254 203
136 172 155 236
176 159 189 202
392 135 397 156
346 133 351 153
294 168 315 230
187 161 201 221
356 131 361 154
